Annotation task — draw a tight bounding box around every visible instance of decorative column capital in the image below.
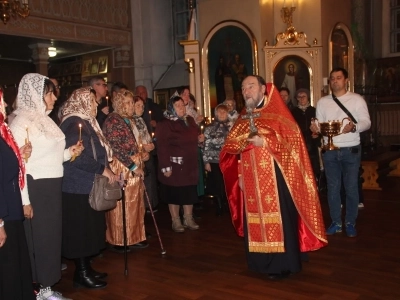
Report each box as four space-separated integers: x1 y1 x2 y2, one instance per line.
29 43 51 63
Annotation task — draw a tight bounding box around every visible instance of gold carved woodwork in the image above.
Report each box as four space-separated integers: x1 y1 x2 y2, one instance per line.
275 26 309 47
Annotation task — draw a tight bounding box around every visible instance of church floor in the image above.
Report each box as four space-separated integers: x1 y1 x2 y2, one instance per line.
56 176 400 300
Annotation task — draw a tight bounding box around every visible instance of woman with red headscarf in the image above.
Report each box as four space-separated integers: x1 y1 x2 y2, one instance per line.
0 89 35 299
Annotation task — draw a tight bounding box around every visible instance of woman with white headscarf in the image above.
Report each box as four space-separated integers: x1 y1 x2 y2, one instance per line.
60 87 117 289
10 73 82 299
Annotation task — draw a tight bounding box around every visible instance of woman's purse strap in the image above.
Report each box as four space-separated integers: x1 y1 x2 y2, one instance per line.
82 121 106 165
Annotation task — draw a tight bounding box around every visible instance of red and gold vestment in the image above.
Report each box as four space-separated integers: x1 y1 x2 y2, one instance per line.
220 83 327 253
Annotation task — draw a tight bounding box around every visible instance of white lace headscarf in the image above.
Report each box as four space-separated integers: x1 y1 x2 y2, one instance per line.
12 73 64 141
61 87 113 161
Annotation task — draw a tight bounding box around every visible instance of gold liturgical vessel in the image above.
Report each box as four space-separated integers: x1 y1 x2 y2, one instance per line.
313 117 350 150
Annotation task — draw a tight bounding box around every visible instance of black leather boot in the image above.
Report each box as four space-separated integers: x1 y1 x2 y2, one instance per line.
73 257 107 289
85 257 107 279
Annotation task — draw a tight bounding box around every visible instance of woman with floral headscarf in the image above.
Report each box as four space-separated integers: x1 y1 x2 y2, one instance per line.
0 89 35 299
157 96 204 233
132 95 158 215
10 73 81 299
102 91 149 252
60 87 116 290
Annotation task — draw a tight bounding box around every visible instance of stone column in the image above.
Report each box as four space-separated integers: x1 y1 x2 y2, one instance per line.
29 43 51 76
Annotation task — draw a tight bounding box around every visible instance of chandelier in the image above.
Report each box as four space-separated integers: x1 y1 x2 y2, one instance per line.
0 1 30 25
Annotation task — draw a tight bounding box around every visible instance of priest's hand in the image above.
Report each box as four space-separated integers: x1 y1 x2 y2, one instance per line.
247 135 265 147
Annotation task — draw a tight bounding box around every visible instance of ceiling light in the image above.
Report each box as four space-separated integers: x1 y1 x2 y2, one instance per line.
48 47 57 57
0 0 30 25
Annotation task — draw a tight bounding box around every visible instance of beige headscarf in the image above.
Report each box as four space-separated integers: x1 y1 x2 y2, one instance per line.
61 87 113 161
112 90 134 118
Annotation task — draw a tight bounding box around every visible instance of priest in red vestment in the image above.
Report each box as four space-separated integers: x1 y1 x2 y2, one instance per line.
220 75 327 279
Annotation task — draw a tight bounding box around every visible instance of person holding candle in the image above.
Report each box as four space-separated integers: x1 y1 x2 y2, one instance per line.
134 85 163 212
60 87 116 289
10 73 82 299
102 91 149 251
134 85 163 134
156 95 204 232
130 95 159 217
0 89 35 299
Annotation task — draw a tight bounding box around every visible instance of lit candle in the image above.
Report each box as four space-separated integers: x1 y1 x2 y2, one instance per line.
197 106 199 111
25 125 29 144
149 110 152 119
152 132 154 138
106 96 109 107
200 125 204 134
79 123 82 141
24 125 29 163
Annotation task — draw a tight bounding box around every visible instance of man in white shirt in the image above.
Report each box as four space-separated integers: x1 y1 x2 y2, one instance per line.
311 68 371 238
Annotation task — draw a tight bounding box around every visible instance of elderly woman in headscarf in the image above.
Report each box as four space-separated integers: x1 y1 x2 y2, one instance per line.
10 73 81 299
291 88 321 178
0 89 35 299
102 91 148 252
132 95 158 214
156 95 204 233
60 87 116 290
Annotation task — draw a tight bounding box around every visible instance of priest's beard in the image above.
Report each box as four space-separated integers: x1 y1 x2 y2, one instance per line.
245 98 257 110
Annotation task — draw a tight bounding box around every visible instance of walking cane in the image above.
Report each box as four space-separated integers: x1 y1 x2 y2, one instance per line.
119 172 129 275
141 179 166 256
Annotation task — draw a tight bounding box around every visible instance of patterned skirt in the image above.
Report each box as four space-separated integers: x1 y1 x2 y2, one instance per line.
106 158 146 246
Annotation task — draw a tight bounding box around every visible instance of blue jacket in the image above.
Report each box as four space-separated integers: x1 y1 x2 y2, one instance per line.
60 117 106 194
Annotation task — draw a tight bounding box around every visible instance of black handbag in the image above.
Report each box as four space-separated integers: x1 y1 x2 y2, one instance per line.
88 136 121 211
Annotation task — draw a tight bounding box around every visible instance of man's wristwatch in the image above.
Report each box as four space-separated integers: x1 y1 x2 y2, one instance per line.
351 124 357 133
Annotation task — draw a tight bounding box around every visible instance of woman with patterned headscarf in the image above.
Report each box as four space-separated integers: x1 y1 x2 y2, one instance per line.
0 89 35 299
102 90 149 252
60 87 116 290
157 95 204 233
10 73 82 299
131 95 158 214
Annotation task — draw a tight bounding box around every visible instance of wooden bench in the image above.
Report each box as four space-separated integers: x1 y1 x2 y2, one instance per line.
361 151 400 190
